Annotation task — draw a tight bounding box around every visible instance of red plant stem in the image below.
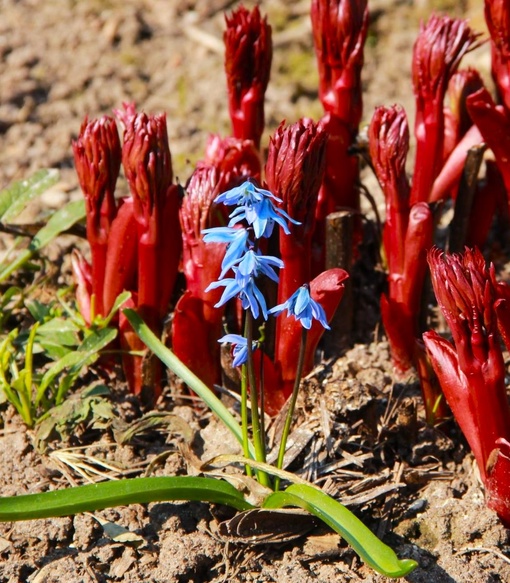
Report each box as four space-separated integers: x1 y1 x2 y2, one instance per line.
410 15 480 204
467 88 510 207
224 5 272 149
311 0 368 219
430 124 483 203
485 0 510 115
102 199 138 316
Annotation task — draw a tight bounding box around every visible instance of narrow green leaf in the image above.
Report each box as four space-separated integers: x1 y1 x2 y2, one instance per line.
0 476 253 521
36 327 117 403
78 327 117 353
0 199 86 283
263 484 417 578
0 169 60 222
124 308 254 458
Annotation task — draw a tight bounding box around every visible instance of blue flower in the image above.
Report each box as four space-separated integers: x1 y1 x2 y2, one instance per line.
207 271 269 320
202 226 251 277
236 250 283 285
215 180 281 207
218 334 257 367
228 197 300 239
269 284 330 330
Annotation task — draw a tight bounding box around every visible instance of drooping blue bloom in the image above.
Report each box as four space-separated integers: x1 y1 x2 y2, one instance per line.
218 334 257 367
269 284 330 330
202 226 252 277
214 180 281 207
236 250 283 285
207 270 269 320
229 197 300 238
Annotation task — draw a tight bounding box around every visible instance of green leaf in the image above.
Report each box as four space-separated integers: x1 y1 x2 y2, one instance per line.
263 484 417 579
0 169 60 222
0 198 86 283
35 318 80 358
0 476 253 521
124 308 253 458
36 327 117 404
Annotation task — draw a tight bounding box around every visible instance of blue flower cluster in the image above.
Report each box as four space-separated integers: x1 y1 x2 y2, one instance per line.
203 180 329 367
203 181 292 319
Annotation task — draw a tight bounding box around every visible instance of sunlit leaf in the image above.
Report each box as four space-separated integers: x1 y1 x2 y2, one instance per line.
0 198 86 283
0 476 253 521
263 484 417 578
0 169 60 222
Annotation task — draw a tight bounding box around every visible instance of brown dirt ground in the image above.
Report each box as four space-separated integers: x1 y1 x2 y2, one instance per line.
1 1 510 582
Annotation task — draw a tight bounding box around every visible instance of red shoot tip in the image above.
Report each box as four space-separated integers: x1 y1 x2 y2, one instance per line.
224 5 272 148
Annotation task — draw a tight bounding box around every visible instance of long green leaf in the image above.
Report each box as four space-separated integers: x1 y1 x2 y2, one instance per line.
0 169 60 222
263 484 417 579
124 308 254 458
0 198 86 283
0 476 253 522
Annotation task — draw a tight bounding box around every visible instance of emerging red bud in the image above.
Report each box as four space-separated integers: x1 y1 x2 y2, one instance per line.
411 15 481 204
369 105 410 278
265 119 327 304
72 115 121 317
224 5 272 148
73 116 120 239
311 0 368 231
311 0 368 124
203 134 262 191
121 112 173 233
426 248 510 479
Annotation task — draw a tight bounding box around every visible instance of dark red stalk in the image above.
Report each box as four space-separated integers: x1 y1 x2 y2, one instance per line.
369 106 434 373
265 119 327 303
410 15 480 205
102 198 138 316
173 166 228 389
311 0 368 217
368 105 410 280
466 160 508 248
121 112 180 325
486 438 510 526
72 116 121 317
224 5 272 149
466 87 510 206
121 111 181 396
380 203 434 373
430 123 484 203
485 0 510 115
424 248 510 486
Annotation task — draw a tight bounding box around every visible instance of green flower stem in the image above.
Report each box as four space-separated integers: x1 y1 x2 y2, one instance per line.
240 364 253 477
274 327 307 491
245 314 270 487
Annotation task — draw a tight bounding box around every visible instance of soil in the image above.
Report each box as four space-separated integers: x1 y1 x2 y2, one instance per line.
1 1 509 582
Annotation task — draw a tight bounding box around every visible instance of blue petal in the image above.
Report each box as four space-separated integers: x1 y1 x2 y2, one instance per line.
218 334 247 345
